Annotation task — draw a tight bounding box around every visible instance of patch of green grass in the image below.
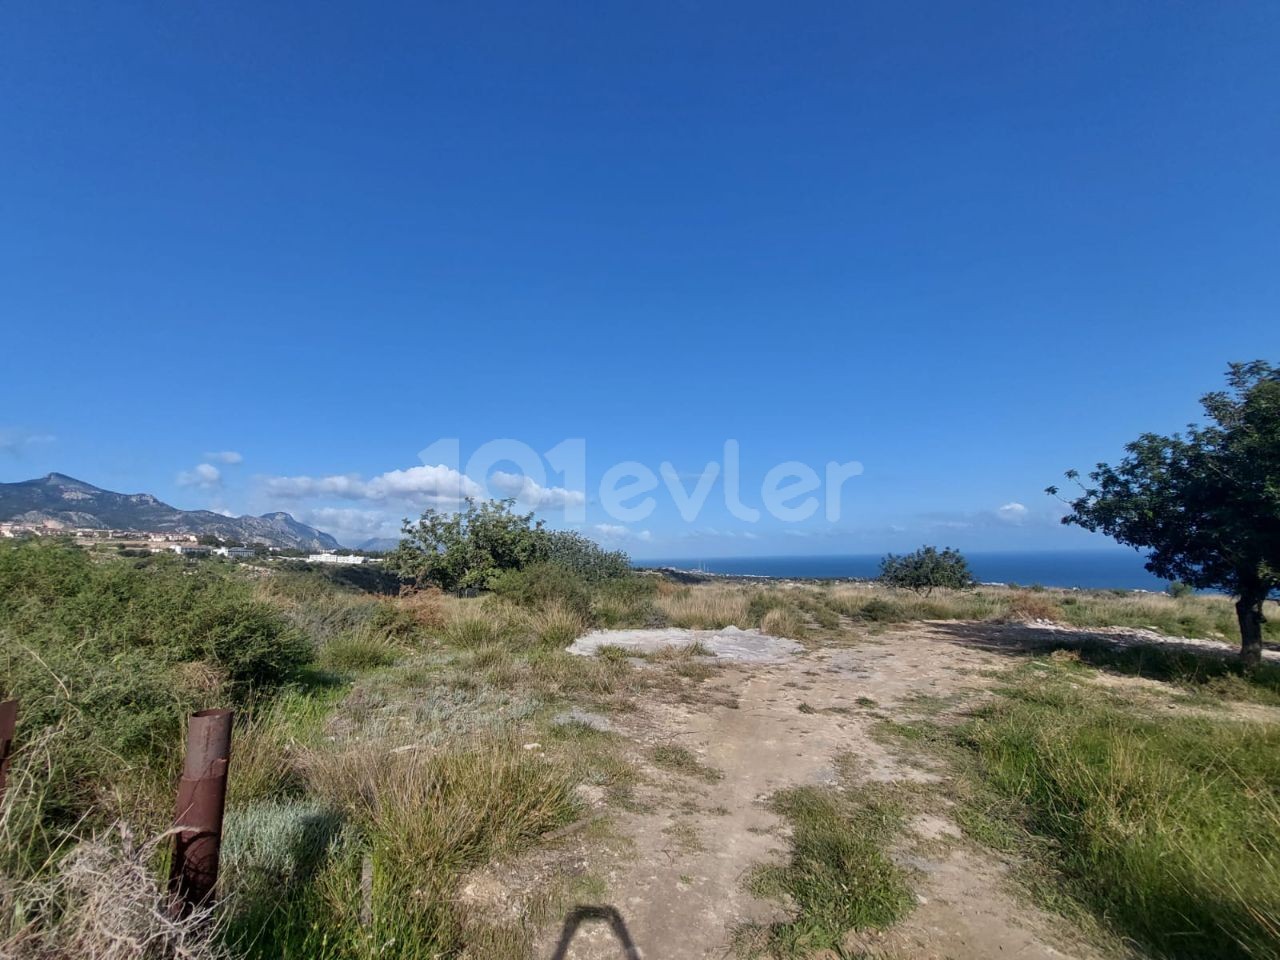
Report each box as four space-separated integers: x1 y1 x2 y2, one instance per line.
317 634 400 672
1039 638 1280 705
650 744 723 782
741 781 913 956
950 667 1280 959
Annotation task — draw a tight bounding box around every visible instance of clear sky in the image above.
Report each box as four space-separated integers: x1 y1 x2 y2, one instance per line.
2 2 1277 555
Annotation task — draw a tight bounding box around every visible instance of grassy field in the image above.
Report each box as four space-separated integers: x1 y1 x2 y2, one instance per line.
913 657 1280 960
1 540 1277 958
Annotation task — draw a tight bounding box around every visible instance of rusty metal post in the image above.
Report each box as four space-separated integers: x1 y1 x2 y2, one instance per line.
0 700 16 805
168 708 233 918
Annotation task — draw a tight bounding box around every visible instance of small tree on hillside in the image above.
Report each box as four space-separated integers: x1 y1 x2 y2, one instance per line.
1049 361 1280 666
879 546 975 595
386 498 548 591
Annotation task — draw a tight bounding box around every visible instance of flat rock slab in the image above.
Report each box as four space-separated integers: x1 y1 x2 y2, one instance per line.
567 626 803 662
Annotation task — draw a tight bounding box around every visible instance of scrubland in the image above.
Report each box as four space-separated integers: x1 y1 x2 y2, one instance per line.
1 541 1277 959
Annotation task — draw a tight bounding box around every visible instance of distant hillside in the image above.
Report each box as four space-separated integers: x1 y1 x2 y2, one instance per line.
356 536 401 553
0 473 340 551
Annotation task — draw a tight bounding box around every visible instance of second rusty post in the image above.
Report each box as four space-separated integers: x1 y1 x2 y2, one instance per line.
169 708 233 918
0 699 17 805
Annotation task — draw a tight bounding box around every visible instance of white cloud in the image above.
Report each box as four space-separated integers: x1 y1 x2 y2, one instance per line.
204 450 243 465
264 464 483 505
592 523 652 542
997 502 1029 523
177 463 221 488
490 471 586 510
295 507 397 543
0 428 56 456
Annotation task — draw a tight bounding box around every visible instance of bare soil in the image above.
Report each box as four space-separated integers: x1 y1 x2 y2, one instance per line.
473 621 1272 959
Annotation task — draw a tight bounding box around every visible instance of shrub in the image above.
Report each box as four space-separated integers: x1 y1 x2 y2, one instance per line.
1168 581 1194 598
543 529 631 581
0 541 313 832
490 562 593 619
386 501 631 592
878 546 975 595
857 597 907 623
386 499 548 591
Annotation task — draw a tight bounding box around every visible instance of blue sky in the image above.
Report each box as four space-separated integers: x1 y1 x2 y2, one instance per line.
2 1 1277 555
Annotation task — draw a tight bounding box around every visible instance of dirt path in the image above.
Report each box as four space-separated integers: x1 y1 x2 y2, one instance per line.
507 622 1120 960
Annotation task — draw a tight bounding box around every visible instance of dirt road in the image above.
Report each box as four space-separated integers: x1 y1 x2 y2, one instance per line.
514 622 1116 960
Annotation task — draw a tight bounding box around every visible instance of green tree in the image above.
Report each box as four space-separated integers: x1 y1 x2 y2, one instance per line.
544 529 631 581
878 546 975 595
386 498 549 591
1049 362 1280 665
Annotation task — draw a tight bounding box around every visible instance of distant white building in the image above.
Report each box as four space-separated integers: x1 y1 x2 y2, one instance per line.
307 552 366 565
213 546 255 559
168 544 212 556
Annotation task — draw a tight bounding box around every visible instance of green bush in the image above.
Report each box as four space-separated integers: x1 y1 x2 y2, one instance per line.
0 540 313 830
386 499 549 591
857 598 907 622
543 529 631 582
386 500 631 592
591 575 659 628
490 562 593 618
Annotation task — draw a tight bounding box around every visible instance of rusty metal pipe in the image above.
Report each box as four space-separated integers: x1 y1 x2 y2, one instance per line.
0 700 16 805
168 708 233 918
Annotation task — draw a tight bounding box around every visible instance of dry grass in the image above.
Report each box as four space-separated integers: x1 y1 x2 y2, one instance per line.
656 586 750 629
760 606 805 639
1001 591 1066 622
393 588 446 631
2 825 224 960
529 601 587 648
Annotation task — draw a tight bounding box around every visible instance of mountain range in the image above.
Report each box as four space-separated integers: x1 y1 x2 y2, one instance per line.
0 473 340 551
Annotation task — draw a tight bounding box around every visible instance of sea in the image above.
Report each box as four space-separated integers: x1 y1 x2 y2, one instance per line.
633 550 1171 591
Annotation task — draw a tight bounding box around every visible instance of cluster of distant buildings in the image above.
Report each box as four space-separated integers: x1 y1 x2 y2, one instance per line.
0 520 372 564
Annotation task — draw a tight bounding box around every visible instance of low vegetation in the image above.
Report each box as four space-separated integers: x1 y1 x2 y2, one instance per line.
740 772 913 957
947 661 1280 959
2 531 1277 959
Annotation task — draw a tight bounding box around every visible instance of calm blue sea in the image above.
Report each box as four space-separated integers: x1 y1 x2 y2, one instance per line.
634 550 1170 591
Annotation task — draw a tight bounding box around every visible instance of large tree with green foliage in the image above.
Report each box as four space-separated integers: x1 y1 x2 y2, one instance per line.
1049 362 1280 665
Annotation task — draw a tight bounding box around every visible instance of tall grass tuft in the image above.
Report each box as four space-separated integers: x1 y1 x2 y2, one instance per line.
956 670 1280 959
656 586 750 629
529 601 587 648
283 733 579 957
